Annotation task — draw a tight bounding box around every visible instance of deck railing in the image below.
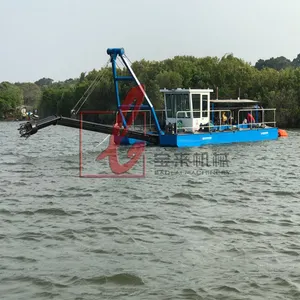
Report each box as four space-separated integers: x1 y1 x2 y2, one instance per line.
174 109 233 133
173 108 276 134
237 108 276 128
110 107 277 134
115 109 167 132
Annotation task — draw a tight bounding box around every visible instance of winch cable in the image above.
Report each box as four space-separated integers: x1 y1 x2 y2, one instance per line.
124 54 133 65
117 56 126 71
71 58 111 116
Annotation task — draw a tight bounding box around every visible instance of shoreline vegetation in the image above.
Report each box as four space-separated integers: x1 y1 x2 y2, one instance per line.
1 54 300 127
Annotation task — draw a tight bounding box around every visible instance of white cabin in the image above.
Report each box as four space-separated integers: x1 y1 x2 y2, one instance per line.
160 88 213 132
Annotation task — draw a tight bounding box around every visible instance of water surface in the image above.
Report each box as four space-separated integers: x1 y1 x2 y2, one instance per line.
1 122 300 300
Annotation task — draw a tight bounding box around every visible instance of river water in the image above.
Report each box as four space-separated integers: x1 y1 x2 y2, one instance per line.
1 121 300 300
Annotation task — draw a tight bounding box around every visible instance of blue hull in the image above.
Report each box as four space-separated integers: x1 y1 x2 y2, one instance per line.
115 136 146 145
116 127 278 147
114 136 151 146
160 127 278 147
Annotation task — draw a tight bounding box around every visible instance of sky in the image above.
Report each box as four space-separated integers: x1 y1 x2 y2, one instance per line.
1 0 300 83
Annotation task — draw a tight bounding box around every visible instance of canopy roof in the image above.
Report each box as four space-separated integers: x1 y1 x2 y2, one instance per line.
210 99 258 103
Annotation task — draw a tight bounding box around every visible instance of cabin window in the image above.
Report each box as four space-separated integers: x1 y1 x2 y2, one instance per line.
166 93 190 118
176 94 190 118
192 94 200 118
165 94 176 118
202 94 208 117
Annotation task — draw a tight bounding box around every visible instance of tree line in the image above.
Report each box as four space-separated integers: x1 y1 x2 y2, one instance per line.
1 53 300 127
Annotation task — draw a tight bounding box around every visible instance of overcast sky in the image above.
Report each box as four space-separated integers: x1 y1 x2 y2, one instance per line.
1 0 300 82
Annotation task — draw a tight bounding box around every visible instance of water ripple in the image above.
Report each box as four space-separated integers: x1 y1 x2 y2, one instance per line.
1 123 300 300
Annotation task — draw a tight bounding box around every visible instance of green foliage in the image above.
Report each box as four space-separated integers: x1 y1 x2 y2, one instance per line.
292 54 300 68
15 82 42 107
156 71 183 89
0 82 23 118
2 52 300 127
254 53 300 71
34 77 54 87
